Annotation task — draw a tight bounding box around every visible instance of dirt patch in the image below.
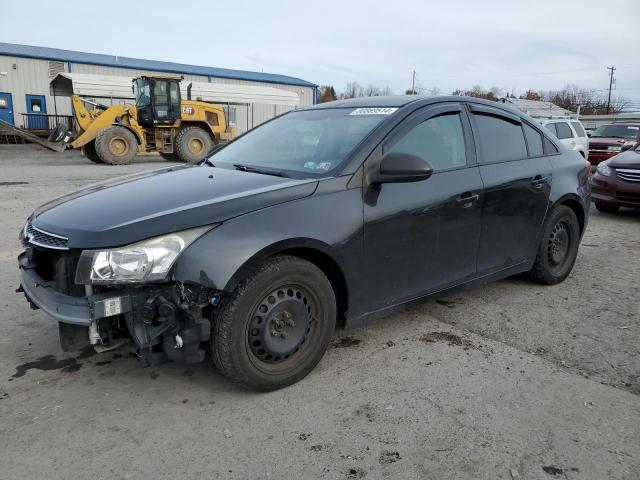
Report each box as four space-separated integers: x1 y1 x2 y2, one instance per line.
379 451 401 464
332 336 361 348
419 331 471 347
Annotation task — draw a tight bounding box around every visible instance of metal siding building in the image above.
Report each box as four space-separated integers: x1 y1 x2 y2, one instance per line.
0 42 316 133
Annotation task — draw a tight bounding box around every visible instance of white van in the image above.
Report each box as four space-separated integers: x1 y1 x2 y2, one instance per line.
540 119 589 160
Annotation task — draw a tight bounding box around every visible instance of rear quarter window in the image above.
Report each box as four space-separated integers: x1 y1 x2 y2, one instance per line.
523 123 544 157
473 113 528 163
571 121 587 137
555 122 573 139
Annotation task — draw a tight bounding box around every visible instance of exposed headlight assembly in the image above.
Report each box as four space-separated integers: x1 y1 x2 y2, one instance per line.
75 225 215 285
596 162 611 176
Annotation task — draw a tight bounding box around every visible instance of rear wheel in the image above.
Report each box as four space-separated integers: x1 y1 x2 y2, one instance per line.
211 255 336 391
174 126 212 163
82 141 103 164
595 202 619 213
527 205 581 285
95 126 137 165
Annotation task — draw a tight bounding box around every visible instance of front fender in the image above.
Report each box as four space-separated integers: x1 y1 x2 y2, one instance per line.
173 176 364 309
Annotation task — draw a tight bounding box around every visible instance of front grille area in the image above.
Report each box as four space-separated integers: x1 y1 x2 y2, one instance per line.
23 222 69 250
589 143 610 151
617 191 640 205
617 168 640 182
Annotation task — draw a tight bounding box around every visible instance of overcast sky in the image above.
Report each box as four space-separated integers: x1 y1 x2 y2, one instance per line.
3 0 639 105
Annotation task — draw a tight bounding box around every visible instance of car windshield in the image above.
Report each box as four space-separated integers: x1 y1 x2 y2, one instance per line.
209 108 392 177
590 124 639 139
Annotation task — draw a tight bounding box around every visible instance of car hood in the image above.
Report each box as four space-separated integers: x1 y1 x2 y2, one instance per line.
609 149 640 169
589 137 630 146
30 165 317 249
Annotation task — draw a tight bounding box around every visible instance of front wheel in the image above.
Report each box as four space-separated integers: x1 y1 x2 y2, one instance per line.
211 255 336 391
527 205 581 285
95 126 138 165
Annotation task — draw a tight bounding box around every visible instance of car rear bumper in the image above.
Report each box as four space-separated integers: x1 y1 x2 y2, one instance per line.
18 253 133 326
591 173 640 207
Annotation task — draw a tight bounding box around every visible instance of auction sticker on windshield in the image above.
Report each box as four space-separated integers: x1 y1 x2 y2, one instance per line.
350 108 398 115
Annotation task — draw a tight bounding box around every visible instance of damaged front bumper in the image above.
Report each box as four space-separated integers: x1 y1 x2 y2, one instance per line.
18 252 213 365
19 263 133 326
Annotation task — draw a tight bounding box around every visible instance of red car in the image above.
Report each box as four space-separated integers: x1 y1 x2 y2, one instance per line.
588 123 640 166
591 144 640 212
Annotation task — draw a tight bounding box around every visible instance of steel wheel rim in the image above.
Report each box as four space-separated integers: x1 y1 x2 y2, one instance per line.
109 137 129 156
245 284 320 375
547 221 571 268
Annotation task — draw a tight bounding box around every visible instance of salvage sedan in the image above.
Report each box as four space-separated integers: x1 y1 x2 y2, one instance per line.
18 96 591 391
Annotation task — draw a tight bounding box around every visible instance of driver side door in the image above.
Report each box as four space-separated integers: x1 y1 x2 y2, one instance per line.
362 103 483 312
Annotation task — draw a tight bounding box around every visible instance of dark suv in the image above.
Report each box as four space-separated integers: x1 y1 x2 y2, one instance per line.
588 122 640 165
18 96 591 391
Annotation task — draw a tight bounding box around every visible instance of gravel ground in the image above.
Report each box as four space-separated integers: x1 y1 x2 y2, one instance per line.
0 145 638 480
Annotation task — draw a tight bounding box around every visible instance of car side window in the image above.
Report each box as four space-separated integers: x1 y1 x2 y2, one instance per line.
523 123 544 157
571 121 587 137
555 122 573 139
544 123 558 136
473 113 527 163
543 137 559 154
386 113 467 171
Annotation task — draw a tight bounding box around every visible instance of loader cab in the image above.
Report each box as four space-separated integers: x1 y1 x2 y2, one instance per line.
133 76 182 128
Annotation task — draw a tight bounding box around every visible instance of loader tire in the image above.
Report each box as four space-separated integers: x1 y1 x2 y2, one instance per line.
95 126 137 165
174 126 212 163
82 141 103 164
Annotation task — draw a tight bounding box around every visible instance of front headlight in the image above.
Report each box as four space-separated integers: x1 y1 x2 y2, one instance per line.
596 162 611 176
607 146 622 152
75 225 214 285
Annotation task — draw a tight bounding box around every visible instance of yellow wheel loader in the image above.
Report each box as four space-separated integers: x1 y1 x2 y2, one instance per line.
57 75 235 165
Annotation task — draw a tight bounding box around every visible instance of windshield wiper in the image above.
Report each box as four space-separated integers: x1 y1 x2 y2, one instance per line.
233 164 289 178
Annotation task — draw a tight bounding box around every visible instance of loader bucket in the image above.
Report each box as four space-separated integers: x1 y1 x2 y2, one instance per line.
0 119 68 152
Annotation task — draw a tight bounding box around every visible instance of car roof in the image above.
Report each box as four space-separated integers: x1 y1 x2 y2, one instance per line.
303 95 518 111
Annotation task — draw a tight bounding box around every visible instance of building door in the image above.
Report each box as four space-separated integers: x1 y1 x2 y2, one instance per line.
25 94 47 130
0 92 14 125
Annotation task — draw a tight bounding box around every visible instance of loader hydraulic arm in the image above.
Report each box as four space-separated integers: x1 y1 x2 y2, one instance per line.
70 95 142 149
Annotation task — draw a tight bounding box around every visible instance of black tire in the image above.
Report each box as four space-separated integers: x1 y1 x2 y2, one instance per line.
595 202 619 213
211 255 336 391
527 205 581 285
95 126 137 165
82 141 103 164
174 126 212 163
47 124 67 143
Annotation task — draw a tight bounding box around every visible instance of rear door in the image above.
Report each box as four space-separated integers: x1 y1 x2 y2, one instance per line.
363 103 483 309
468 103 553 274
0 92 14 125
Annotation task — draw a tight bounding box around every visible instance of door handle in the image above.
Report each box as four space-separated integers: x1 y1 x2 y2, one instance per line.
531 175 549 189
456 192 479 207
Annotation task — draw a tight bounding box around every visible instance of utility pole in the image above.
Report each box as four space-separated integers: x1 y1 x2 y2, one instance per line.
411 70 416 95
606 65 616 114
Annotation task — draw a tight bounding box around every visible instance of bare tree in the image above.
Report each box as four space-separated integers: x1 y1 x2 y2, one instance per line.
364 85 382 97
538 84 629 115
341 82 364 99
380 85 393 96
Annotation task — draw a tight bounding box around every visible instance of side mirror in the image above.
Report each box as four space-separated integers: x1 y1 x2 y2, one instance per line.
374 152 433 184
586 132 592 137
